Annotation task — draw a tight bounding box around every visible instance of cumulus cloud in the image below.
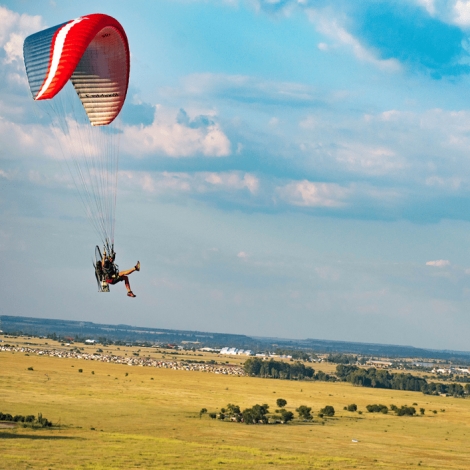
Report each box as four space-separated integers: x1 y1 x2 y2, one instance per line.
453 0 470 25
0 6 44 65
426 259 451 267
0 115 103 161
121 106 231 157
0 104 231 161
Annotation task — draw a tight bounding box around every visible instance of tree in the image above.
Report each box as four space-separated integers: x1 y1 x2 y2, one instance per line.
276 398 287 408
280 410 294 423
319 406 335 417
199 408 207 418
347 404 357 412
226 403 240 415
242 404 269 424
296 405 313 420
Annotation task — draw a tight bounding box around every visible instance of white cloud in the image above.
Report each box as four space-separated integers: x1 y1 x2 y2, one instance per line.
205 172 259 193
0 104 231 161
305 8 401 72
426 260 451 267
122 107 231 158
452 0 470 25
414 0 470 27
237 251 248 259
0 115 102 161
415 0 437 15
119 170 259 196
4 32 23 64
277 180 350 207
334 142 404 175
0 6 44 65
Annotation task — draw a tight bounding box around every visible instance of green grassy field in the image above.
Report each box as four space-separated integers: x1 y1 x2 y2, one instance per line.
1 346 470 469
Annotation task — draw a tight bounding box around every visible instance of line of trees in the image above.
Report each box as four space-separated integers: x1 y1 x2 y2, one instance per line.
335 365 470 397
243 359 469 398
202 399 335 425
243 358 316 380
0 412 53 427
326 353 357 364
365 404 419 416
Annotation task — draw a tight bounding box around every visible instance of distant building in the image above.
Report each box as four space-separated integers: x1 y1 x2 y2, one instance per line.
367 360 392 368
85 339 96 344
218 347 252 355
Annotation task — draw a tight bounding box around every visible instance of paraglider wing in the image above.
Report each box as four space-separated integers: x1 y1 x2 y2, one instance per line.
23 13 130 246
23 13 130 125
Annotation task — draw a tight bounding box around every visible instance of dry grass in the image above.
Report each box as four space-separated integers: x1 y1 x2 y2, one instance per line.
1 345 470 469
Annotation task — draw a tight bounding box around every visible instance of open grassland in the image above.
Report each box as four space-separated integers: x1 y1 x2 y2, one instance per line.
1 349 470 469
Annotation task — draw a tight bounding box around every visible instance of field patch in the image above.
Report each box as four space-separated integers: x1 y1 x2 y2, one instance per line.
1 349 470 468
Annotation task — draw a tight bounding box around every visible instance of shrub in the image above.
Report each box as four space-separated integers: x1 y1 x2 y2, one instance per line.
209 413 216 419
347 404 357 412
27 367 34 371
37 413 52 427
366 404 388 414
296 405 313 420
78 369 83 373
226 403 241 415
319 406 335 417
280 410 294 423
395 406 416 416
276 398 287 408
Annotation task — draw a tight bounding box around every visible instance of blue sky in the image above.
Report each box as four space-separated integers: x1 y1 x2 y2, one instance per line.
2 0 470 350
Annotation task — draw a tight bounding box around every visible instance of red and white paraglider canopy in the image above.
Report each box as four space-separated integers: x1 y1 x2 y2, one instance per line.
24 13 130 126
